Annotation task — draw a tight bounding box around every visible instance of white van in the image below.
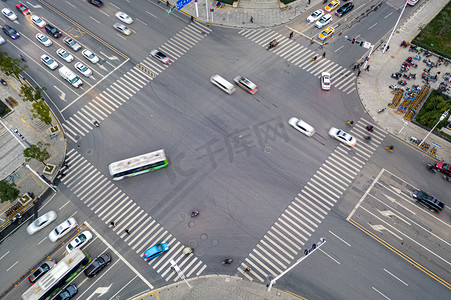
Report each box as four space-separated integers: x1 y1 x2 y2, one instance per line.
288 117 315 137
210 75 236 94
59 66 82 88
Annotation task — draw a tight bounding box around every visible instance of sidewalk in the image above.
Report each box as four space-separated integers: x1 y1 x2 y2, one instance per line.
0 74 65 230
358 0 451 161
140 275 298 300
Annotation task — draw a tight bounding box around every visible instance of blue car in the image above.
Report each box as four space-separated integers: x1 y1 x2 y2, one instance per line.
143 243 169 261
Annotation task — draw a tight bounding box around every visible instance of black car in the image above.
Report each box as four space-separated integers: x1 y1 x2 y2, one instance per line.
54 284 77 300
88 0 103 7
412 190 445 213
336 2 354 17
45 24 62 38
84 253 111 278
2 25 20 39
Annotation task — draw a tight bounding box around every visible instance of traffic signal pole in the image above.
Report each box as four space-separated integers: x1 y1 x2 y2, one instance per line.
267 238 326 292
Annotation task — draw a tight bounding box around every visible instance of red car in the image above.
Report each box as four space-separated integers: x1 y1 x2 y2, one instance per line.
15 3 31 15
436 161 451 176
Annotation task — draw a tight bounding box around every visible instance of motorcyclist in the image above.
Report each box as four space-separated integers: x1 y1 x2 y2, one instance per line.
91 118 99 127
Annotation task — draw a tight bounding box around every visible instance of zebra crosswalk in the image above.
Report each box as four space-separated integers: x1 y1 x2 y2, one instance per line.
63 22 212 143
238 29 356 94
60 148 207 281
239 118 385 282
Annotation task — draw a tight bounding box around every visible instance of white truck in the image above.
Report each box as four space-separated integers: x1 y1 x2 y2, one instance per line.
59 66 82 88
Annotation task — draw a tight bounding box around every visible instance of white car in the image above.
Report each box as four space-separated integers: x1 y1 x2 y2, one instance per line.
113 22 131 35
115 11 133 24
31 15 47 28
56 48 74 62
26 210 57 235
41 54 59 69
307 9 324 23
36 33 52 47
288 117 315 137
48 217 77 242
321 72 331 90
66 230 93 252
328 127 356 147
75 62 92 77
315 14 332 28
2 8 17 21
82 49 99 63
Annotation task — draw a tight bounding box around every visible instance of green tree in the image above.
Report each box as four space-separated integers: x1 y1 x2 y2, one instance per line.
30 100 52 125
20 85 46 102
24 141 51 166
0 179 20 203
0 53 27 79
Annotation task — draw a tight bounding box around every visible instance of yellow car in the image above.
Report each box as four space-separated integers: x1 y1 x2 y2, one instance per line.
325 0 340 12
318 27 335 40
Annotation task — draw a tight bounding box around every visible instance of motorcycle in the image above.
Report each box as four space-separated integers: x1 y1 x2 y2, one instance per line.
398 80 407 86
389 84 398 90
191 210 199 217
414 55 421 60
427 163 437 173
267 39 279 50
91 119 100 127
0 78 7 86
222 258 233 265
378 108 386 113
391 72 401 79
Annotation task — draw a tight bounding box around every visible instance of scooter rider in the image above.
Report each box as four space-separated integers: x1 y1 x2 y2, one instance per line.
91 118 100 127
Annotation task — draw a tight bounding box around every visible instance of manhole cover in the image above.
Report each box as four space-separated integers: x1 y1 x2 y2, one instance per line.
200 233 208 241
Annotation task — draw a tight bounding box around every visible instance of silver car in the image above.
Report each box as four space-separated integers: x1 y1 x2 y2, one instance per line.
150 49 170 64
113 23 131 35
233 76 258 94
27 210 57 235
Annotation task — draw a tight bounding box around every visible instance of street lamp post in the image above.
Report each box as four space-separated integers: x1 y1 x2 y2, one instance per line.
383 0 409 54
418 110 449 148
267 238 326 292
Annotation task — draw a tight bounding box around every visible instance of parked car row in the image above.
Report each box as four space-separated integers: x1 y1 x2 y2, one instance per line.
306 2 355 41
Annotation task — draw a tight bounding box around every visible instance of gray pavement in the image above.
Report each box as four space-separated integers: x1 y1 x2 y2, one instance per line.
0 75 65 229
139 275 298 300
0 0 450 298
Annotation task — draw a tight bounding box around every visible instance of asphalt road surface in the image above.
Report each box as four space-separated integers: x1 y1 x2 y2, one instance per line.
1 0 450 299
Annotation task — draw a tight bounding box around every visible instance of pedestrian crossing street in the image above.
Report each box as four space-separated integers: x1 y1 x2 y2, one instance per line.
63 22 212 142
238 29 356 95
60 148 207 281
239 118 385 282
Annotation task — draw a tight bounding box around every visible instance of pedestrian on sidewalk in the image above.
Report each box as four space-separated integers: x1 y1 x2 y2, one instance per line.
250 16 253 23
386 45 390 51
125 229 130 234
166 1 169 6
289 31 293 39
323 52 326 57
365 65 370 71
310 38 314 44
110 221 115 227
357 70 361 77
308 0 311 4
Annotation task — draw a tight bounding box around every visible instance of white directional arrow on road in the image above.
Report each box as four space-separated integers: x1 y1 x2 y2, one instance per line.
377 209 411 225
383 194 416 215
53 86 66 102
369 224 403 240
85 284 112 300
100 52 119 60
98 64 107 71
28 3 43 8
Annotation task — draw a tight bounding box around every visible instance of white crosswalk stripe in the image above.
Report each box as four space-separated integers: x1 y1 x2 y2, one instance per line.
58 148 207 281
239 29 356 93
239 118 386 281
64 23 211 142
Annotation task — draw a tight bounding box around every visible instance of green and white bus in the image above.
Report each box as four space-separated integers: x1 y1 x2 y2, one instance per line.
21 249 91 300
108 149 169 181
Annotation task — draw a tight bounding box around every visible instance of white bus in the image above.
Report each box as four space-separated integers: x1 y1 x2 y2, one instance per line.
108 149 169 181
21 249 91 300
